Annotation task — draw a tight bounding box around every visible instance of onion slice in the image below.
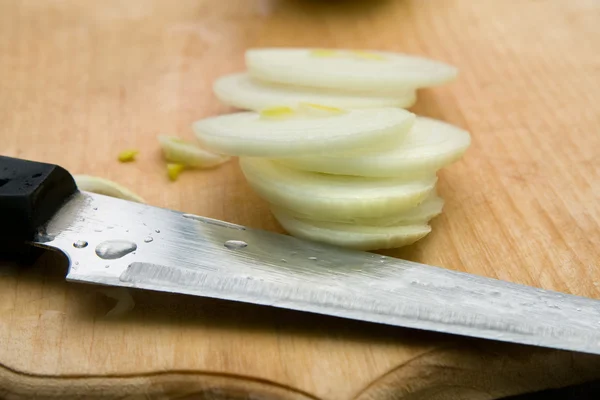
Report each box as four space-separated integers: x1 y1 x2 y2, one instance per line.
214 73 417 111
158 135 230 168
271 207 431 250
240 158 436 219
74 175 145 203
246 48 458 92
272 193 444 227
276 117 471 178
193 106 415 158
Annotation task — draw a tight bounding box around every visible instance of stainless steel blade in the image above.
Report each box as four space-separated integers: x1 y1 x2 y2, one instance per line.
35 192 600 355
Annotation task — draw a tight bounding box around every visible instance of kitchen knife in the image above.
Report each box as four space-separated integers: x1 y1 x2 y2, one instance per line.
1 155 600 355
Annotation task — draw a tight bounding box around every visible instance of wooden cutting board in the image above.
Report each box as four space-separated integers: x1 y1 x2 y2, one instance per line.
1 0 599 399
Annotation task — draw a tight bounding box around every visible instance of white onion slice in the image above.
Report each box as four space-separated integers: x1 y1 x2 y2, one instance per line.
74 175 145 203
272 193 444 226
158 135 230 168
214 73 417 111
276 117 471 178
193 107 415 158
240 158 436 219
271 207 431 250
246 48 458 92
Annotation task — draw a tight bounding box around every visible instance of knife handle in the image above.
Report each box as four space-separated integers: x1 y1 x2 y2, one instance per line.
0 156 77 243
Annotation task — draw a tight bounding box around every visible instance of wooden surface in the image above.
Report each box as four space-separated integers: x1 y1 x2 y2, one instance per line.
1 0 600 399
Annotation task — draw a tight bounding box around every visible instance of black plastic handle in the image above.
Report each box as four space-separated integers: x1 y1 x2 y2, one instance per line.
0 156 77 243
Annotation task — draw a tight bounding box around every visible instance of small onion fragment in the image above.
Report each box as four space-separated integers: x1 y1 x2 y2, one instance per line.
158 135 230 168
117 149 139 163
74 175 145 203
167 163 185 182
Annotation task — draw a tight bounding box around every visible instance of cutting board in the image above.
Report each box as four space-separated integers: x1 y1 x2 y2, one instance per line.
1 0 600 399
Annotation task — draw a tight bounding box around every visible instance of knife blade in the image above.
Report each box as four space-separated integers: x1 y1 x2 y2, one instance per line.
2 155 600 355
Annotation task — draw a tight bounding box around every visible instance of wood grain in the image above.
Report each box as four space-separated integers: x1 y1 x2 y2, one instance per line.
1 0 599 398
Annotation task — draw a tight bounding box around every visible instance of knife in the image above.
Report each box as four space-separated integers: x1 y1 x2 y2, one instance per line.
1 155 600 355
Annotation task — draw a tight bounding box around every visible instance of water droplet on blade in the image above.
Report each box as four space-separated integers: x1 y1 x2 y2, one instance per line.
73 240 88 249
155 229 160 233
74 261 79 265
281 259 287 263
105 265 110 268
95 240 137 260
224 240 248 250
93 207 98 211
308 257 317 261
144 237 154 243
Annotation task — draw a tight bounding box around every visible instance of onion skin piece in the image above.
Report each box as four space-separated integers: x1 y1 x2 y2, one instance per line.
271 207 432 251
74 175 145 203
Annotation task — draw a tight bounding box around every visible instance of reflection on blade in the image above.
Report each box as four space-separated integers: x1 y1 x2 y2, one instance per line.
36 191 600 356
